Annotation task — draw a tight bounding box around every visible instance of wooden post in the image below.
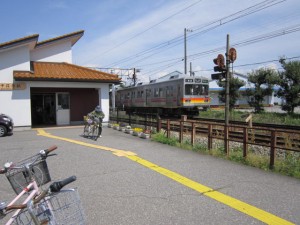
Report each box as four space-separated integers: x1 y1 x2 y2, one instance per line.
208 124 212 150
167 120 170 138
243 127 248 158
270 130 276 169
157 119 161 133
191 122 195 146
180 121 183 143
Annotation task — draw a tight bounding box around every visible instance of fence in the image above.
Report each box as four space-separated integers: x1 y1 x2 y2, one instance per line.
109 114 300 169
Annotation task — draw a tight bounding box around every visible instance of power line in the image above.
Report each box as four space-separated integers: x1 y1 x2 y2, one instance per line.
140 24 300 76
96 0 204 61
107 0 287 68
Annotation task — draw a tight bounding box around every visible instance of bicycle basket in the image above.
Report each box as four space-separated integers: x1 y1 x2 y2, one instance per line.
5 154 51 194
12 189 85 225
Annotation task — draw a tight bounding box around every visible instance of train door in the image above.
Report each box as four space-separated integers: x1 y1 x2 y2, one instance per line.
177 84 181 106
146 88 152 107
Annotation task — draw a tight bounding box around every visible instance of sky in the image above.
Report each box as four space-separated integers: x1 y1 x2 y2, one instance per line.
1 0 300 83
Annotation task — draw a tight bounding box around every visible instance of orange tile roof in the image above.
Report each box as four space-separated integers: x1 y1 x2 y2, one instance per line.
14 62 121 83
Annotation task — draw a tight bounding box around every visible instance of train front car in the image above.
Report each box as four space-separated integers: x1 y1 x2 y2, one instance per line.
181 76 210 116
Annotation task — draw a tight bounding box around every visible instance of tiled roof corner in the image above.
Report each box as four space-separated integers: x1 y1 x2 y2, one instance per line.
36 30 84 47
0 34 39 50
14 61 121 83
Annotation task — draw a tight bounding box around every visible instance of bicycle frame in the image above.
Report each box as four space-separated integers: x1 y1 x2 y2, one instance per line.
5 180 40 225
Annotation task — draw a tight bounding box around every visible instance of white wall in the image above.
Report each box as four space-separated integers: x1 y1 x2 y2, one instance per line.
30 41 72 63
0 46 30 81
98 85 110 123
0 46 32 127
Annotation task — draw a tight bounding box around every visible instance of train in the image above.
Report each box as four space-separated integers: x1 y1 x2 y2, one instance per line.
113 73 210 117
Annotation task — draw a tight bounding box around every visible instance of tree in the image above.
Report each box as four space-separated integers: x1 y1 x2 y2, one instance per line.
245 68 279 113
276 59 300 114
217 75 245 111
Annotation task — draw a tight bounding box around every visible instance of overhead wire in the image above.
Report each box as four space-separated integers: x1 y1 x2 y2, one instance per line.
108 0 287 68
96 0 204 63
141 24 300 77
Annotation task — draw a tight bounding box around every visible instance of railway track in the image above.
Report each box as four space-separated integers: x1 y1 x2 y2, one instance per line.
193 117 300 131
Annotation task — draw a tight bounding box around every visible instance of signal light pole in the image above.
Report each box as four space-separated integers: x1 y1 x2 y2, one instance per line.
211 34 236 155
224 34 230 155
184 28 193 75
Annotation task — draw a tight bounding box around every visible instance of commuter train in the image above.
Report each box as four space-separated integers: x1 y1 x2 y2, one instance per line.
114 74 210 116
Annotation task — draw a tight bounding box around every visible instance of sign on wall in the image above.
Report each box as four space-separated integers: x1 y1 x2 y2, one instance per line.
0 82 26 91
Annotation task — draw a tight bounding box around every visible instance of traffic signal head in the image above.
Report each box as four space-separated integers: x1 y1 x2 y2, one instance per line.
211 72 225 80
213 53 226 72
214 65 226 72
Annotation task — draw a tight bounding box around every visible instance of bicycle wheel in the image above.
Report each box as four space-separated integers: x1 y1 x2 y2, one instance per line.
92 124 99 140
83 124 92 137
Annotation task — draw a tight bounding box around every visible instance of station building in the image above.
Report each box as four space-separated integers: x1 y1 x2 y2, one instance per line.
0 30 120 128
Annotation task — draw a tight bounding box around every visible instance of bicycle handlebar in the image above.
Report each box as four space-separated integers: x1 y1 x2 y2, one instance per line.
41 145 58 156
0 145 58 174
50 175 76 193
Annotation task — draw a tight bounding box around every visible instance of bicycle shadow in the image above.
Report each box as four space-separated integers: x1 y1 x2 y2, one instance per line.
79 134 99 141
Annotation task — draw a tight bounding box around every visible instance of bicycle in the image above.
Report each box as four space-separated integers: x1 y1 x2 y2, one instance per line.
83 114 101 140
0 146 85 225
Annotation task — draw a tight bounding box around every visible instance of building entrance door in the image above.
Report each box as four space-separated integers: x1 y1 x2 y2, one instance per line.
56 93 70 125
31 94 56 125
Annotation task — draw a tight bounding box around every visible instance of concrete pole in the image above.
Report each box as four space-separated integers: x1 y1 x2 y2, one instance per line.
184 28 187 75
225 34 230 155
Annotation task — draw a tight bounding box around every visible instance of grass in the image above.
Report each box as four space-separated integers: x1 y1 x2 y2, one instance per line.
151 132 300 179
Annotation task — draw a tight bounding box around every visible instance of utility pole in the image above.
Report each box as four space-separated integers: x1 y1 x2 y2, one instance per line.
190 62 193 76
184 28 192 75
211 35 237 156
184 28 187 74
133 68 137 86
224 34 230 155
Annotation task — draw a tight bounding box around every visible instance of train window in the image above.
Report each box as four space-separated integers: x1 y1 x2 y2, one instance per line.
154 88 159 97
146 89 152 97
194 85 202 95
141 91 144 98
203 85 209 95
185 84 194 95
159 88 163 97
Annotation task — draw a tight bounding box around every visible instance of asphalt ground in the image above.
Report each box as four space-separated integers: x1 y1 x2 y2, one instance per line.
0 126 299 225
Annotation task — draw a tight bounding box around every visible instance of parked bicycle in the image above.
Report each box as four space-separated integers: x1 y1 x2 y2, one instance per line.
0 146 85 225
83 114 101 140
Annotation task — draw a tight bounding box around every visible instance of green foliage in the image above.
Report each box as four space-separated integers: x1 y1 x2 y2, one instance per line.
245 68 279 113
274 153 300 178
151 132 177 146
276 59 300 114
217 77 245 111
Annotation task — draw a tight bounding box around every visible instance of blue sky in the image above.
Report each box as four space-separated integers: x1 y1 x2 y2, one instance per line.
1 0 300 82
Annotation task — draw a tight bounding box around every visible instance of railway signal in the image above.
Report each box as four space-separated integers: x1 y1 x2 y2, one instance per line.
211 54 226 80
